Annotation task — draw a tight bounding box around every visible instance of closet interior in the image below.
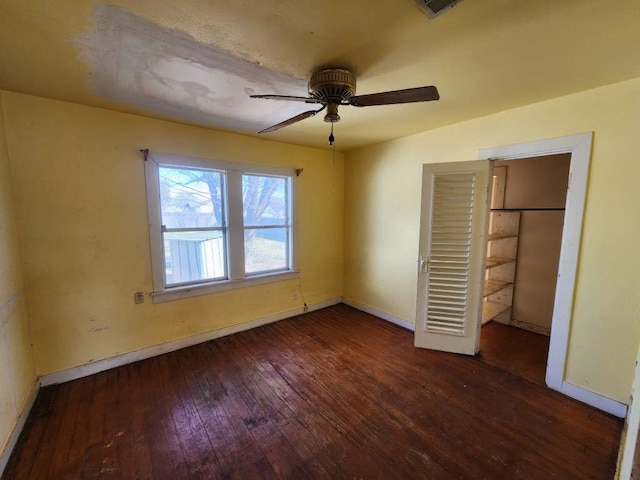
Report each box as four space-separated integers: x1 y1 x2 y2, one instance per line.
479 153 571 384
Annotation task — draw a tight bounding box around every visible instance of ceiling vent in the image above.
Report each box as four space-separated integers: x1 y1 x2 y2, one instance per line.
415 0 464 18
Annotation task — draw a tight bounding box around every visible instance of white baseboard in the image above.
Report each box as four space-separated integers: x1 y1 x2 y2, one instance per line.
40 297 342 387
560 381 627 418
343 298 415 331
0 379 40 477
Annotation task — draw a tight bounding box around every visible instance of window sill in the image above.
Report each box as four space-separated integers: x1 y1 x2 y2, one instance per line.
150 271 300 304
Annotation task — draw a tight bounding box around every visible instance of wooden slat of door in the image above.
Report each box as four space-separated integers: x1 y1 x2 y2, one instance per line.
426 173 475 336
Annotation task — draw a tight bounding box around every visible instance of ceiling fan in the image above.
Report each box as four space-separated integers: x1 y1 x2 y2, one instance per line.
250 68 440 141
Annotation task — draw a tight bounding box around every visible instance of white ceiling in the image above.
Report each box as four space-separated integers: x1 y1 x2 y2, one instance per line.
1 0 639 150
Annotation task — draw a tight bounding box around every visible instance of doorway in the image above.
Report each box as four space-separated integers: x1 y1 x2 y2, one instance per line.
415 133 627 416
477 133 593 398
478 154 570 385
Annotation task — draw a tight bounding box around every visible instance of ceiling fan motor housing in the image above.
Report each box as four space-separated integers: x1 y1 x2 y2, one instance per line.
309 69 357 122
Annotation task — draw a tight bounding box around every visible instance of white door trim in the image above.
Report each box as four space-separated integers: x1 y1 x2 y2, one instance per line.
616 343 640 478
478 133 627 416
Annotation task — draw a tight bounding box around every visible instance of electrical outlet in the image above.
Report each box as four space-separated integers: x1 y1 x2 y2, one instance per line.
134 292 144 304
292 290 299 300
303 303 309 313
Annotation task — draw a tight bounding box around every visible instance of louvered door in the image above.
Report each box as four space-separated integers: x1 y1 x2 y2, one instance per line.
415 160 491 355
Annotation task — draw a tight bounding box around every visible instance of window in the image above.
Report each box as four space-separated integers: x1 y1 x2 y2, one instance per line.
159 166 226 286
242 174 291 275
145 152 297 302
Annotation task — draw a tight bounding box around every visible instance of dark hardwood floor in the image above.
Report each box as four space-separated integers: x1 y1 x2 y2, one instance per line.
479 321 550 385
2 304 622 479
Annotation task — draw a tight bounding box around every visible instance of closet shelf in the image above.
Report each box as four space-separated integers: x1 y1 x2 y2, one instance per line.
484 279 513 297
483 186 520 326
486 256 515 269
482 301 510 323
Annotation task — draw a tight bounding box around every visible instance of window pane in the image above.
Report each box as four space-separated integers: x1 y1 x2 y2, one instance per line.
242 175 286 226
159 166 224 228
164 230 225 285
244 228 287 274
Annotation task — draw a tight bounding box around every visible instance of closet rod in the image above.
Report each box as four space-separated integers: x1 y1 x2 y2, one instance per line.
491 208 566 212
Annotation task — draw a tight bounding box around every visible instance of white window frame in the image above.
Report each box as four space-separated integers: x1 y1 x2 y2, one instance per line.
145 152 298 303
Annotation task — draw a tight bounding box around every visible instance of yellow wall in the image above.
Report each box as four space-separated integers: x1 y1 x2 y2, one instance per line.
0 93 36 458
1 91 344 376
344 78 640 403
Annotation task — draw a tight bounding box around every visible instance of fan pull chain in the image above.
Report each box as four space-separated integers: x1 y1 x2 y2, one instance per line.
328 121 336 164
332 137 336 165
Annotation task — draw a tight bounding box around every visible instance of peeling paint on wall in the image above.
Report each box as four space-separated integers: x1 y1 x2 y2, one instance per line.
75 5 308 132
0 91 37 467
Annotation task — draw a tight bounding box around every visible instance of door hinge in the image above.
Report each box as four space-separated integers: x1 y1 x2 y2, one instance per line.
418 256 429 273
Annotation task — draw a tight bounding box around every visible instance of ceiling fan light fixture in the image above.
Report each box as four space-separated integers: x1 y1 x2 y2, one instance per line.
324 102 341 123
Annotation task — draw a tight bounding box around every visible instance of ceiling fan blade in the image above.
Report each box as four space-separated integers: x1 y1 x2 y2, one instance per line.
250 94 321 104
348 86 440 107
258 106 326 134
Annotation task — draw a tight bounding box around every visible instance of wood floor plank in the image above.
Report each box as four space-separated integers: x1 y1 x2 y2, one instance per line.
23 382 72 479
91 368 121 479
3 385 58 480
143 357 192 479
164 352 224 479
480 321 549 385
227 337 374 479
174 345 252 480
126 362 155 479
115 366 140 479
46 377 84 478
2 304 623 479
206 340 312 479
224 333 340 479
195 343 280 480
62 376 95 479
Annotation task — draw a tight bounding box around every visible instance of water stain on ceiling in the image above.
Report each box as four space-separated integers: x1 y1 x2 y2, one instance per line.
75 5 310 134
